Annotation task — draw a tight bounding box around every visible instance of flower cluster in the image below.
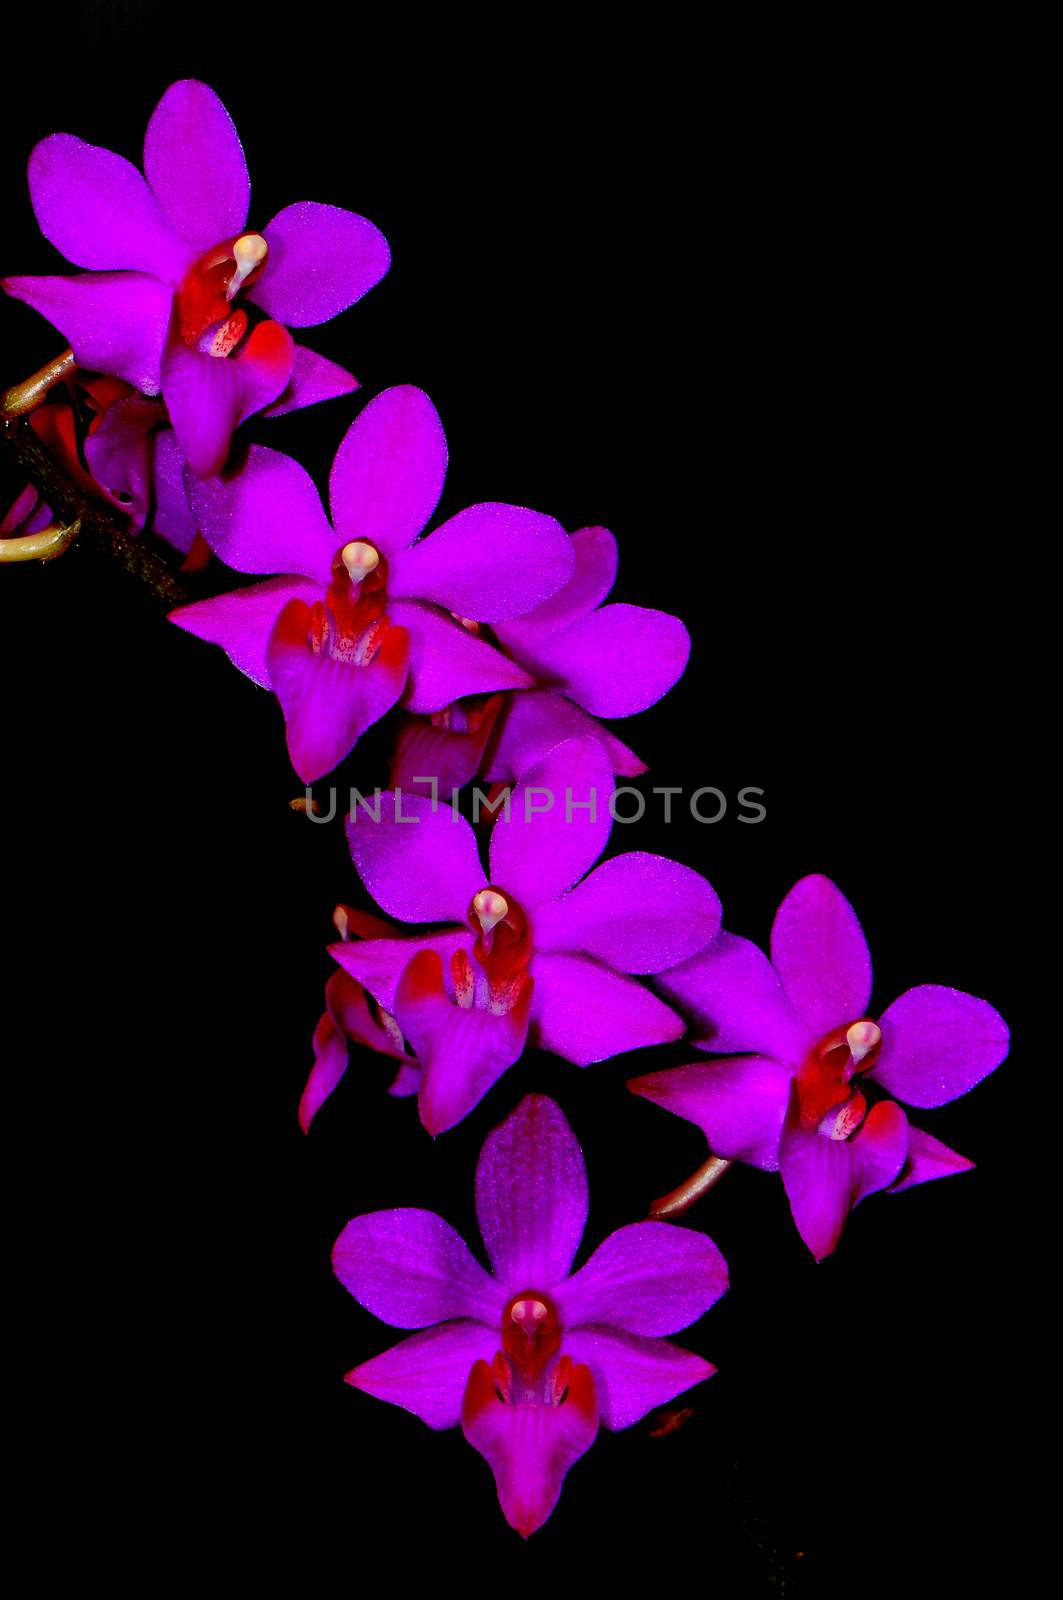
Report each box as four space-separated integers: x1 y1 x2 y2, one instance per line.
2 79 1010 1536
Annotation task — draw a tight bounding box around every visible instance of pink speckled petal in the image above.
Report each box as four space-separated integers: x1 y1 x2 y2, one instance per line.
506 603 690 718
328 386 446 556
475 1095 588 1291
185 442 337 584
389 503 575 622
866 985 1009 1109
395 951 532 1135
83 394 158 530
889 1124 974 1192
162 319 294 478
654 932 811 1063
169 575 320 687
332 1208 503 1328
483 689 646 783
562 1328 714 1431
267 604 408 782
780 1098 908 1260
251 201 390 327
143 79 249 251
260 343 358 418
150 429 197 553
532 954 684 1065
488 737 613 908
27 133 190 279
2 272 172 394
462 1359 598 1538
495 525 619 643
628 1056 793 1170
557 1222 727 1335
770 875 873 1039
532 852 720 973
391 602 533 713
329 931 470 1014
346 1322 498 1430
346 789 484 925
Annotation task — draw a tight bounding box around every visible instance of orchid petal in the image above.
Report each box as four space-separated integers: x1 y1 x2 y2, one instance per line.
391 602 533 713
162 320 294 478
488 737 613 908
532 852 721 973
328 386 446 556
332 1208 503 1328
186 442 337 584
655 931 811 1062
388 503 575 622
867 985 1009 1109
483 688 646 783
3 272 171 394
260 344 358 418
251 201 390 327
474 1095 588 1291
506 603 690 718
557 1222 727 1335
346 1322 498 1429
532 954 684 1065
770 875 873 1039
629 1055 793 1170
889 1124 974 1192
345 790 484 925
562 1327 714 1431
169 576 320 687
143 79 249 251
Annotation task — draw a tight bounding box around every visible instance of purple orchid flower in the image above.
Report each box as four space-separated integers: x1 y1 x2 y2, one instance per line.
333 735 721 1134
334 1094 727 1537
2 79 385 476
629 874 1010 1260
170 384 575 782
299 906 420 1133
388 524 690 792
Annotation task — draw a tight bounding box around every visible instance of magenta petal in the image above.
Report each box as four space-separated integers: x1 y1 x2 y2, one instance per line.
143 79 249 251
396 951 532 1135
780 1099 908 1260
27 133 190 280
510 603 690 718
150 429 197 553
889 1123 974 1192
562 1328 714 1430
389 503 575 622
532 954 684 1065
389 701 502 800
83 395 158 530
186 443 336 583
332 1207 503 1327
299 1010 349 1133
186 448 330 584
488 737 614 908
346 790 484 924
867 985 1009 1109
260 343 358 418
462 1359 598 1538
3 272 172 394
267 604 408 783
770 875 873 1038
169 576 320 687
328 386 446 556
251 201 390 327
1 485 40 536
532 852 721 973
655 932 811 1062
162 321 294 477
475 1095 588 1290
346 1322 498 1429
484 689 647 783
778 1120 855 1261
629 1056 793 1171
330 931 470 1014
495 525 619 643
391 602 533 713
558 1222 727 1336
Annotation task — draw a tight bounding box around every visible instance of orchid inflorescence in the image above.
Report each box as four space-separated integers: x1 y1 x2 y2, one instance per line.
1 80 1010 1537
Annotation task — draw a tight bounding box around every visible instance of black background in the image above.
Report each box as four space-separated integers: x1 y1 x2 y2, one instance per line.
2 7 1034 1594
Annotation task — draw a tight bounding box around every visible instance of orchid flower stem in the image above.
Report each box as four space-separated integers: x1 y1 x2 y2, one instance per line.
0 348 77 419
649 1154 734 1219
0 517 79 562
0 411 187 605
